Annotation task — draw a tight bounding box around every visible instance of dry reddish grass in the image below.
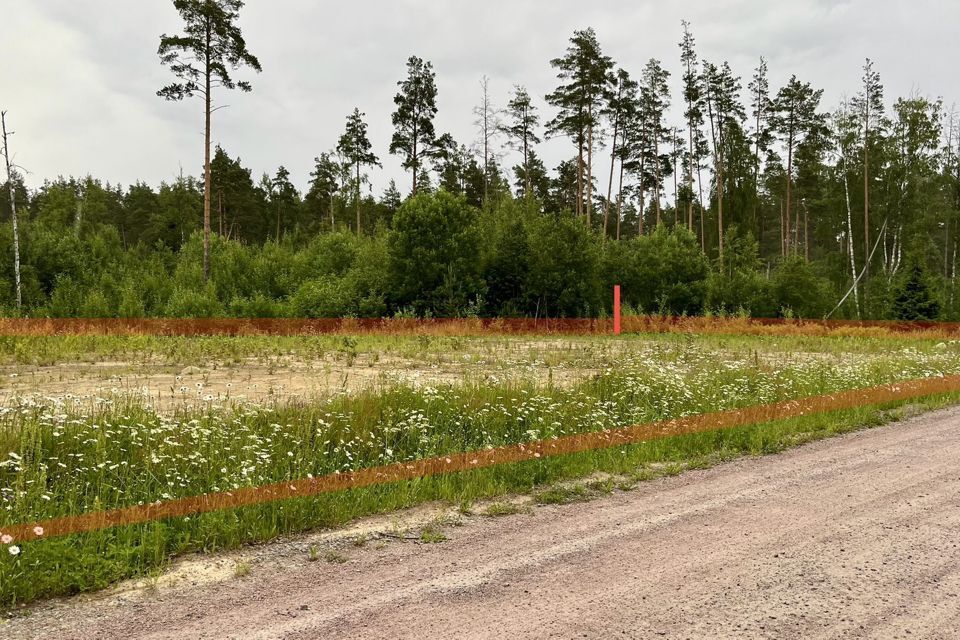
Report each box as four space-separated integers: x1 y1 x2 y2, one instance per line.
0 316 959 339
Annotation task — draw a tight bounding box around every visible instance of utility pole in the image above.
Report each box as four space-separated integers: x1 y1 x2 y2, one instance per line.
1 112 22 311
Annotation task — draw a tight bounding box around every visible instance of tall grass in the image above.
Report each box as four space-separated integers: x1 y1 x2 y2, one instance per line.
0 338 959 606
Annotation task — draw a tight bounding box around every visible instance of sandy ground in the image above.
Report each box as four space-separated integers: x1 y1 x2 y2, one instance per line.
0 354 598 411
5 406 960 639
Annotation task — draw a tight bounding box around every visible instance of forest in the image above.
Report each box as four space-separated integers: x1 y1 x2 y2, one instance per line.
2 7 958 321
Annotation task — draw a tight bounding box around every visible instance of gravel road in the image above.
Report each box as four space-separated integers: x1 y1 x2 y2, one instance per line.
5 406 960 639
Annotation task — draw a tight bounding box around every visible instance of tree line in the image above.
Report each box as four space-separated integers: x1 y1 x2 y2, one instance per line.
2 0 958 320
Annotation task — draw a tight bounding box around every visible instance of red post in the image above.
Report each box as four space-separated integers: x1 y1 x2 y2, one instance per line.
614 285 622 336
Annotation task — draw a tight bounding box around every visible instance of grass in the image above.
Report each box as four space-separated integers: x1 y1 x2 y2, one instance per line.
323 549 348 564
483 502 527 517
232 559 251 578
535 484 593 505
0 331 958 607
419 523 448 544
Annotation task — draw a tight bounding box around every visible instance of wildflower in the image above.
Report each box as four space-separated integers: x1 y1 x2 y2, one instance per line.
0 534 11 544
8 545 20 555
33 526 44 537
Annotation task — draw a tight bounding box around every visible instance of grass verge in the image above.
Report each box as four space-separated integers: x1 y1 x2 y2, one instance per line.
1 389 958 608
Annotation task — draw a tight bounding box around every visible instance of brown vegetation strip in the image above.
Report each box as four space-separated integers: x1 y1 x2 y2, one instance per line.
3 374 959 543
2 316 960 338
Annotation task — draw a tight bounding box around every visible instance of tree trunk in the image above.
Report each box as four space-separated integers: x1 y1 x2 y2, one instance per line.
841 138 860 317
586 115 594 227
945 118 953 280
638 152 647 236
752 86 763 235
616 157 625 241
411 115 419 196
780 199 785 257
202 21 212 283
706 87 720 260
638 186 645 236
696 163 705 251
576 128 584 217
356 160 362 235
785 123 795 255
653 134 662 226
1 112 21 311
603 112 620 240
673 129 679 225
863 97 871 281
687 127 694 230
523 120 531 198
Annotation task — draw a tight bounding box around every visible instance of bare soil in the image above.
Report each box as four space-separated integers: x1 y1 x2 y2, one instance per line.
0 351 598 411
4 406 960 639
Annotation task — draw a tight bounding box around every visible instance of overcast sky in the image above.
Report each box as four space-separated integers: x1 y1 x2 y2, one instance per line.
3 0 959 197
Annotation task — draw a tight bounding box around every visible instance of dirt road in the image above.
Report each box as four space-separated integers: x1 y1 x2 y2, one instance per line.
6 406 960 639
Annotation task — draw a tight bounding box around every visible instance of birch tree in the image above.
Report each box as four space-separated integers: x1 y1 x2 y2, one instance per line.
1 112 22 310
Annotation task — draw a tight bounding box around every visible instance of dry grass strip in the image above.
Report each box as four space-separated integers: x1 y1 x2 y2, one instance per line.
1 316 960 339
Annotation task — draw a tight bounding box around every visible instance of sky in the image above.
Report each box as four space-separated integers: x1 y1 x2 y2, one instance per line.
3 0 959 197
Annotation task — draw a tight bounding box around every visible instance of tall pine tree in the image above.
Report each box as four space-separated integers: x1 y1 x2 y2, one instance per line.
157 0 261 282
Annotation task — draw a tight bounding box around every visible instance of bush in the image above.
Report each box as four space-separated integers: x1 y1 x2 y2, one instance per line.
770 256 834 318
526 214 601 317
163 284 224 318
387 190 485 316
291 277 352 318
616 226 709 315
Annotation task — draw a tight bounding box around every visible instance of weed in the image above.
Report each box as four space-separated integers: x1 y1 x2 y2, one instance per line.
535 484 593 505
233 560 251 578
324 549 348 564
483 502 526 517
352 535 368 548
419 524 447 544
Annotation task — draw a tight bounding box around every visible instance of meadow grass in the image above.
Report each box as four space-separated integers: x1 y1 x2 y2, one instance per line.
0 333 958 606
0 330 955 367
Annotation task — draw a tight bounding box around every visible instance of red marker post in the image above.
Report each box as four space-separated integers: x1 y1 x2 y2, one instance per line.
613 285 622 336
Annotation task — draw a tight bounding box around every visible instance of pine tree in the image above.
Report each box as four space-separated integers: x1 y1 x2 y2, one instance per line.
337 108 381 235
703 61 745 262
390 56 439 196
269 166 299 240
157 0 261 283
679 20 707 241
639 59 671 229
502 86 541 199
210 146 264 241
545 28 614 224
305 153 341 230
893 262 940 320
770 75 824 256
513 149 551 203
601 68 638 239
